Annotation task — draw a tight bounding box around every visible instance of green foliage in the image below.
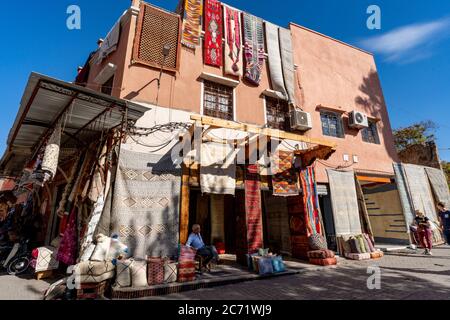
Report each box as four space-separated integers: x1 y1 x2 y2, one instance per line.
393 120 437 152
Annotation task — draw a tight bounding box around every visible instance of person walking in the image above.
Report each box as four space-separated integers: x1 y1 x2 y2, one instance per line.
414 210 433 255
437 202 450 245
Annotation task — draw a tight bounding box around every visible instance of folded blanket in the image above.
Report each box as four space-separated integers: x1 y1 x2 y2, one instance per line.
130 260 148 288
35 246 59 273
258 257 274 275
356 235 367 253
307 249 335 259
349 237 362 254
309 257 337 266
115 259 132 288
345 252 371 260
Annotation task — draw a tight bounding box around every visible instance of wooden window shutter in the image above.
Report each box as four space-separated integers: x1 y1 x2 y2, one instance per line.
133 3 181 71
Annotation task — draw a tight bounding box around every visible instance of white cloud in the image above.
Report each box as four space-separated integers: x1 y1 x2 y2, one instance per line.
360 17 450 63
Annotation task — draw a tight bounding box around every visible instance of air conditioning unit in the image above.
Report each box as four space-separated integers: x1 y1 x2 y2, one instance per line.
290 110 312 131
348 111 369 129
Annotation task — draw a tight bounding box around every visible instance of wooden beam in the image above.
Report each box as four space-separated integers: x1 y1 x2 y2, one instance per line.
357 175 392 184
190 115 337 148
179 162 190 245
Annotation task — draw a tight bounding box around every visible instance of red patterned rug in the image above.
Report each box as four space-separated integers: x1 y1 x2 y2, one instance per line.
204 0 223 66
244 164 263 253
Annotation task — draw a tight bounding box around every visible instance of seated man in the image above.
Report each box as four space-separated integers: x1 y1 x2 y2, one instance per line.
186 224 221 265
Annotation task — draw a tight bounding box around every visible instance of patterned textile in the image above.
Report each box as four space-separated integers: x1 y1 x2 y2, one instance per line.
370 251 384 259
258 257 274 275
278 27 296 105
272 151 299 196
300 165 323 236
78 271 115 284
337 235 352 255
349 237 362 254
181 0 203 48
245 164 264 253
242 13 265 85
75 261 115 276
204 0 222 66
178 261 196 282
223 4 243 76
393 163 415 227
200 142 236 195
307 249 335 259
326 169 362 235
179 245 197 262
425 167 450 206
403 164 439 221
258 248 269 256
363 234 376 253
265 22 287 99
164 261 178 283
115 259 132 288
309 257 337 266
35 246 59 272
147 257 165 285
271 256 286 273
41 121 62 179
130 259 148 288
252 256 262 273
360 235 371 254
56 207 78 265
287 196 309 259
308 233 327 250
356 235 367 253
110 147 181 259
345 252 371 261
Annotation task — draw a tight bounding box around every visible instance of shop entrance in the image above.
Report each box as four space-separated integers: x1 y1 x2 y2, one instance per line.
188 189 239 254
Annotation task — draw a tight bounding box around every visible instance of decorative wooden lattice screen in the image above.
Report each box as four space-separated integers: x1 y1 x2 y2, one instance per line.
133 3 181 71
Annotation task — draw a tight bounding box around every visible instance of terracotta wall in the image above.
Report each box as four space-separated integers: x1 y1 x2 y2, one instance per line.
85 4 399 183
290 24 399 182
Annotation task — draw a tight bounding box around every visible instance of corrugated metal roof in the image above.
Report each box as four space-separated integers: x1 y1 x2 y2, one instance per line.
0 72 149 177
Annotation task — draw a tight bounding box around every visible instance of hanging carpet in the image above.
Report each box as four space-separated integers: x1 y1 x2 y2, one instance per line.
299 165 322 236
271 150 299 196
326 169 362 236
393 163 415 227
110 147 181 259
242 13 265 85
223 4 243 77
265 22 287 100
425 166 450 206
279 27 296 105
204 0 223 66
244 164 264 254
181 0 203 49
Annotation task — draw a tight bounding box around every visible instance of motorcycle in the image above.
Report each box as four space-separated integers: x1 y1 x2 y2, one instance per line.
0 239 32 275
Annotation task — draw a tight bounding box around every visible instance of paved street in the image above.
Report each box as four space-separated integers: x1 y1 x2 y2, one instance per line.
0 245 449 300
147 245 450 300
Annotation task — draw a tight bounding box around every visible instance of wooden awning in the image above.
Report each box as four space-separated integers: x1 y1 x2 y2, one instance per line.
190 115 337 166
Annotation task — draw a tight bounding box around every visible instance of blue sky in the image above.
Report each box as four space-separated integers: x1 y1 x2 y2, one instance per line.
0 0 449 161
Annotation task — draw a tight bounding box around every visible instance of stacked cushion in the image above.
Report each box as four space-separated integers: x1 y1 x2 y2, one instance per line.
147 257 165 285
307 249 335 259
178 261 196 283
370 251 384 259
164 261 178 283
179 245 197 262
308 234 328 250
271 256 286 273
344 252 371 260
258 257 274 275
309 257 337 266
129 259 148 288
74 261 115 283
115 259 132 288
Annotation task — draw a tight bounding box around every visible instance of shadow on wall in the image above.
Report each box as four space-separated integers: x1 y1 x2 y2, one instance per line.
355 69 399 163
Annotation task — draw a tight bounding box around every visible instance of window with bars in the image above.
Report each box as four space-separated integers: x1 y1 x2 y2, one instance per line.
320 111 344 138
203 80 234 120
362 121 380 144
265 97 290 131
